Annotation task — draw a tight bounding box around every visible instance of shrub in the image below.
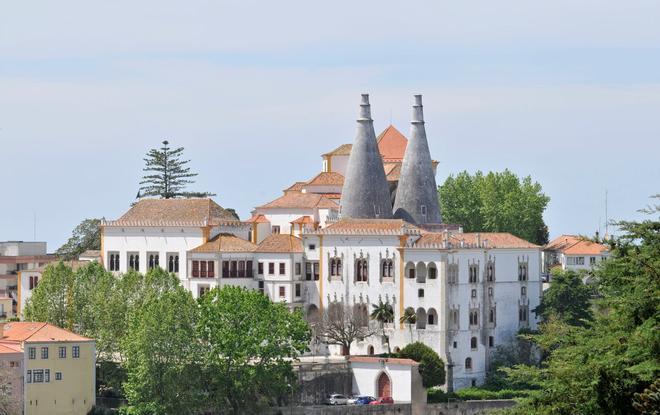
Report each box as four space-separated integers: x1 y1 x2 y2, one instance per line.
398 342 446 387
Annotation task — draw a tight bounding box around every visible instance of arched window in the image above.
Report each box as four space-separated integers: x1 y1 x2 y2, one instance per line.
381 259 394 279
427 308 437 326
393 346 401 353
471 289 477 298
428 263 437 279
355 259 368 282
465 357 472 370
416 262 427 283
469 265 478 283
489 308 495 323
168 255 174 272
470 337 477 349
330 258 342 277
353 303 369 327
518 263 528 281
521 286 527 296
367 345 375 355
416 308 427 330
469 310 479 326
406 262 416 279
306 304 320 323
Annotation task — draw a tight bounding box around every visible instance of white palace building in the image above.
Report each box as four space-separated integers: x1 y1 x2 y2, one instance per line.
100 94 541 390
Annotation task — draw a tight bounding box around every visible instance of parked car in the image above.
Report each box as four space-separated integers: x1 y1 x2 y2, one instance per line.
347 395 360 405
323 394 349 405
355 396 376 405
369 396 394 405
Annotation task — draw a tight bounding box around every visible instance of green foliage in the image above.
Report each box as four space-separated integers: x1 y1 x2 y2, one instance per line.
427 387 530 403
398 342 446 388
139 140 215 199
371 300 394 354
483 328 539 391
438 170 550 245
56 218 102 260
633 377 660 414
502 214 660 415
25 261 76 329
122 288 201 415
197 286 311 414
535 269 593 326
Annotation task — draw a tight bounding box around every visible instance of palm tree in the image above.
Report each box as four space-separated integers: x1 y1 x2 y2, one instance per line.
370 301 394 355
400 308 417 342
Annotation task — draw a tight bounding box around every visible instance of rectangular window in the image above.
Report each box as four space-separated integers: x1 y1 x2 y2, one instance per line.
45 369 50 383
577 257 585 265
258 281 264 294
192 260 200 277
222 261 229 278
200 261 207 278
33 369 44 383
198 286 210 297
167 253 179 273
295 283 301 297
279 286 286 298
56 372 62 381
308 244 316 251
230 261 237 278
108 252 120 272
305 263 312 280
272 225 280 234
590 257 596 265
313 262 319 280
418 288 424 298
147 252 159 270
59 346 66 359
489 336 494 347
247 261 254 278
279 263 285 275
29 347 36 360
41 347 48 359
72 346 80 359
128 252 140 271
268 263 275 275
295 262 301 276
27 370 31 383
238 261 245 278
208 261 215 278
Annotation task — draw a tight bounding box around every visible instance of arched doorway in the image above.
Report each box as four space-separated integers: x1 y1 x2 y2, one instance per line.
367 345 375 355
377 372 391 398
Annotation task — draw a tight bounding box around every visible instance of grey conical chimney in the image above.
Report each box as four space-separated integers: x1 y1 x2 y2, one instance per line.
393 94 442 224
340 94 393 219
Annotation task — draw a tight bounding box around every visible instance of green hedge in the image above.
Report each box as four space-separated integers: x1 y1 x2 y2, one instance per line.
427 387 531 403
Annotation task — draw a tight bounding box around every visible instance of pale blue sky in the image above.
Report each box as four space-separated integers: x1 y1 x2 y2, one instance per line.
1 1 659 250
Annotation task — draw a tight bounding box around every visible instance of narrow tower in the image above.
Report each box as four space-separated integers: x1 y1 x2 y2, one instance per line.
393 94 442 224
340 94 393 219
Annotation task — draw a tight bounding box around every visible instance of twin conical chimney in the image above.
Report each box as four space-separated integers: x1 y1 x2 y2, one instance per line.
339 94 393 219
393 95 442 224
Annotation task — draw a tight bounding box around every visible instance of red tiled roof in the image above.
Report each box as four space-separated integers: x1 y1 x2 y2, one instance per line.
376 125 408 161
2 322 92 343
105 198 239 227
245 214 270 224
322 144 352 157
317 219 421 235
284 182 306 193
291 216 315 225
0 342 22 354
305 172 344 186
415 232 539 249
256 192 338 209
349 356 419 366
255 234 304 253
545 235 608 255
190 233 256 253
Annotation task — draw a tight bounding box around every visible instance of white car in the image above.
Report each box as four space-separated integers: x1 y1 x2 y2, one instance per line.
323 394 349 405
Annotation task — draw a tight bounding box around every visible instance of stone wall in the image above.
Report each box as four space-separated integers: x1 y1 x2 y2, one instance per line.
293 360 353 405
267 400 516 415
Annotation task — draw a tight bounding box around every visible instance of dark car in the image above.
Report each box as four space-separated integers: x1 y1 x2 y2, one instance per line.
355 396 376 405
369 396 394 405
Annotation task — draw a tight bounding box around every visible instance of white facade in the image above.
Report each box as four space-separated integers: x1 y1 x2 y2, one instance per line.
350 357 425 403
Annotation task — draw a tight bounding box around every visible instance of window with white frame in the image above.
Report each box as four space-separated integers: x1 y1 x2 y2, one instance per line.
167 253 179 273
381 259 394 279
108 252 120 271
330 257 342 277
355 259 368 282
128 252 140 271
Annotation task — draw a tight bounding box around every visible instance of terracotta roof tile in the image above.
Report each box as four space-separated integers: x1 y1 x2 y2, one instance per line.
415 232 539 249
245 214 270 224
105 198 239 227
284 182 306 192
317 219 421 235
545 235 608 255
322 144 353 157
376 125 408 161
255 234 303 253
291 216 315 225
349 356 419 366
190 233 256 253
0 342 23 354
305 172 344 186
256 193 338 209
2 322 92 343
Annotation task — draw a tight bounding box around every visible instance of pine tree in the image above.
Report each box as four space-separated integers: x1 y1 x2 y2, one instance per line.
138 140 215 199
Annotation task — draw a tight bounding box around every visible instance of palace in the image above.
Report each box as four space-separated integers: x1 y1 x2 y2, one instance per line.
99 94 541 390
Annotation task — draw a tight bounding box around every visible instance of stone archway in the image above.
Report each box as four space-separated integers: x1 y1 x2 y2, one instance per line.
377 371 392 398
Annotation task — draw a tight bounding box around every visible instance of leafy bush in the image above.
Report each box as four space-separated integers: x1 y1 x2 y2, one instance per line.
427 387 531 403
87 406 118 415
398 342 446 387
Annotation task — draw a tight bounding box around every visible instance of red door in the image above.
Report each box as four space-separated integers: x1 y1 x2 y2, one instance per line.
377 372 391 397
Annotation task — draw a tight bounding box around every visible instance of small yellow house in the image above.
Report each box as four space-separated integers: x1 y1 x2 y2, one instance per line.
0 322 95 415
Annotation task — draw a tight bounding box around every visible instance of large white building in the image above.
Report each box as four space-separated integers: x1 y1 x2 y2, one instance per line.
100 94 542 391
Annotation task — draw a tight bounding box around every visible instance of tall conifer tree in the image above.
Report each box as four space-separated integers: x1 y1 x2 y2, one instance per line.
138 140 215 199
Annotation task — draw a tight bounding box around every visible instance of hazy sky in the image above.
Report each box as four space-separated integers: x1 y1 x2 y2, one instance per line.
1 1 659 251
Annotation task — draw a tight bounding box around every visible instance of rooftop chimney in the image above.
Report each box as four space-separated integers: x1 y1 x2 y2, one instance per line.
393 94 442 224
339 94 393 219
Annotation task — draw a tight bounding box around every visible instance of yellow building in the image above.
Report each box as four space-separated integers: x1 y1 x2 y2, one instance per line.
0 322 95 415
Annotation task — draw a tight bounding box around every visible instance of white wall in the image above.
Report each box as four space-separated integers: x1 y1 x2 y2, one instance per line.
351 361 414 402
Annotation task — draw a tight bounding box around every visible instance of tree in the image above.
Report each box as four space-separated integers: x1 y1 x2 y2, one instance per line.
400 308 417 342
197 286 311 414
0 363 21 415
438 170 550 245
398 342 446 388
370 301 394 354
502 209 660 415
138 140 215 199
318 302 374 356
633 378 660 414
25 261 75 329
534 269 593 326
56 218 102 260
122 288 202 415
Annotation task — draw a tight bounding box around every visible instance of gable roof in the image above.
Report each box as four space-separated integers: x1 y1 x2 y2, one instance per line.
105 198 239 227
190 233 256 253
245 214 270 224
283 182 306 193
255 234 304 253
376 125 408 161
2 322 92 343
414 232 539 249
256 192 338 210
322 144 352 157
291 216 315 225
